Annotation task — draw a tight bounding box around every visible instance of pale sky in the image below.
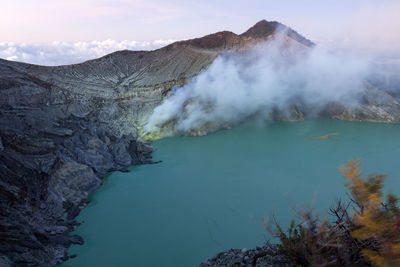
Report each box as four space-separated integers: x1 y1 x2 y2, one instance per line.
0 0 399 43
0 0 399 65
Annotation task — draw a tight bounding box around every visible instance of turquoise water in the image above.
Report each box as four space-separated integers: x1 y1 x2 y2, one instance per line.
62 120 400 267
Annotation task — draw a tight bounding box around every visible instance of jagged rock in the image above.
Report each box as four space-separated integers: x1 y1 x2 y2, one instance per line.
200 245 292 267
0 256 12 267
51 161 101 204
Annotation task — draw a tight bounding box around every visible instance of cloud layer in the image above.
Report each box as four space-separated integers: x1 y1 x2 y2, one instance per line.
0 39 174 66
146 37 372 135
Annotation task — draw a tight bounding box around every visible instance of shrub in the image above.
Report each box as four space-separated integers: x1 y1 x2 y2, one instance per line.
256 160 400 267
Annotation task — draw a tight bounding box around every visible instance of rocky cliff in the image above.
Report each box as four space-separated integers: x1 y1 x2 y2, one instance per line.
0 20 399 266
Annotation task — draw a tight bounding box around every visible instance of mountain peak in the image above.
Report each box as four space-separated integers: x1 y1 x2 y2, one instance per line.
241 20 314 47
159 20 314 51
241 20 281 38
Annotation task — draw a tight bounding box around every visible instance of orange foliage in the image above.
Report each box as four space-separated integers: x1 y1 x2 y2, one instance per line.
340 160 400 267
268 160 400 267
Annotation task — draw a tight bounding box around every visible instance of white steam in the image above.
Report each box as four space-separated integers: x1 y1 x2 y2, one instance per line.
146 37 372 135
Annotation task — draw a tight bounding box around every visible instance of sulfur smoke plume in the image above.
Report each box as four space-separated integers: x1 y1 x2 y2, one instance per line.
146 36 372 136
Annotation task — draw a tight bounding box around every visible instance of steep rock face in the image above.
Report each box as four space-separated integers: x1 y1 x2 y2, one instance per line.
0 20 399 266
0 84 154 266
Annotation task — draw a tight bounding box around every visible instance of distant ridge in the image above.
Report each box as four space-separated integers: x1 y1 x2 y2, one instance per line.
165 19 314 51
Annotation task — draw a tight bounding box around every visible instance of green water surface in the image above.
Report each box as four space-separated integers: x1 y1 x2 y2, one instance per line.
62 120 400 267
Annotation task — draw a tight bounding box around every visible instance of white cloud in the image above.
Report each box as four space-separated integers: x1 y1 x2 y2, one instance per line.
0 39 175 66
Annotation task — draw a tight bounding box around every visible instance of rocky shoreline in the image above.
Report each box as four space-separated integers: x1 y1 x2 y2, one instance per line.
200 245 292 267
0 105 155 266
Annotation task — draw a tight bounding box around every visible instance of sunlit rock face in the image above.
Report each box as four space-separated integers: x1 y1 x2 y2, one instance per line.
0 19 400 266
